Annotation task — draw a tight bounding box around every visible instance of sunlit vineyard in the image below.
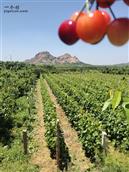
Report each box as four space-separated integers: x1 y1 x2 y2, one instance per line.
0 62 129 172
0 62 40 171
45 71 129 160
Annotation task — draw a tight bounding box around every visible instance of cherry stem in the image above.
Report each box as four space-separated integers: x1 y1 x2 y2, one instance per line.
96 2 99 10
108 6 116 20
89 0 95 10
105 0 116 19
75 3 86 21
79 2 87 14
86 0 90 14
76 0 95 21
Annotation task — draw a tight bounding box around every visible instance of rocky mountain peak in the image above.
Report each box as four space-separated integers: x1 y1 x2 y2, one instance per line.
25 51 82 65
57 53 79 64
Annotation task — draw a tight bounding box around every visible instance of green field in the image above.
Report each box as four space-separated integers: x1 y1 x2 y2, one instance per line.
0 62 129 172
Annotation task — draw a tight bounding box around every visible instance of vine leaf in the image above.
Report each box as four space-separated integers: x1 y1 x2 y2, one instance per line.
102 98 111 111
111 90 121 110
109 89 113 99
122 102 129 123
102 90 122 111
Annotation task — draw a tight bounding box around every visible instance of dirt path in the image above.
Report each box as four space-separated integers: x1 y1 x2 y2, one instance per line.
31 80 57 172
44 79 92 172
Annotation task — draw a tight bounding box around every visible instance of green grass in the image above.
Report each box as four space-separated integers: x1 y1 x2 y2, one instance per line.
0 138 39 172
0 92 39 172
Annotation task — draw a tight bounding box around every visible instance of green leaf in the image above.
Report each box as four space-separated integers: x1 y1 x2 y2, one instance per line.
102 98 111 111
123 97 129 102
109 89 113 99
111 90 122 110
122 102 129 123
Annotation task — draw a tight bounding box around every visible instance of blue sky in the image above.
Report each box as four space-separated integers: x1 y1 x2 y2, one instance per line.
0 0 129 65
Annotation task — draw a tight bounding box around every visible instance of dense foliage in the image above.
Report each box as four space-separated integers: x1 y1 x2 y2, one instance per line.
0 61 129 171
0 62 39 171
45 75 102 161
50 63 129 75
40 79 57 158
40 78 71 170
45 71 129 160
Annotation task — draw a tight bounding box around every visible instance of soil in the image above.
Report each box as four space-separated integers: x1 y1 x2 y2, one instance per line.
31 80 57 172
44 79 93 172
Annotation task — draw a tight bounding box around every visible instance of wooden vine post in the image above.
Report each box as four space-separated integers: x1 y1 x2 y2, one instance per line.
102 131 108 156
56 119 61 171
23 129 28 155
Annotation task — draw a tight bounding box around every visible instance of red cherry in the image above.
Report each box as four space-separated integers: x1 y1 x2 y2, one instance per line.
58 20 79 45
96 0 115 8
100 10 111 26
107 18 129 46
123 0 129 6
91 10 110 45
76 10 107 44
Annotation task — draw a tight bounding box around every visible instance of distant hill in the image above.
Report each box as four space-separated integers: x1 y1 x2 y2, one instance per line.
25 51 129 67
25 51 85 65
113 63 129 67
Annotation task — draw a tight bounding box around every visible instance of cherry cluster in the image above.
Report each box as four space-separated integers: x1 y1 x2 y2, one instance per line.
58 0 129 46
